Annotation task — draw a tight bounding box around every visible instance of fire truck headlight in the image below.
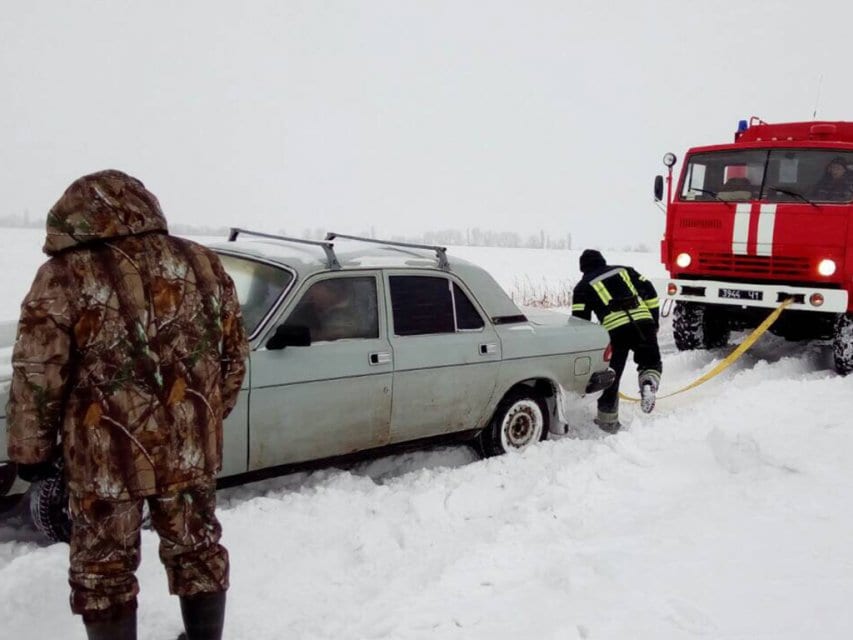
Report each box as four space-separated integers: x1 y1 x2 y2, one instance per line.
818 259 836 276
676 252 692 268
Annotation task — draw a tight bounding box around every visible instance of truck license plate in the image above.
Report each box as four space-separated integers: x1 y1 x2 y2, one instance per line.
718 287 763 301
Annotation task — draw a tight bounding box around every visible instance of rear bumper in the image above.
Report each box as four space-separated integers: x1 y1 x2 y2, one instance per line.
666 278 848 312
586 368 616 394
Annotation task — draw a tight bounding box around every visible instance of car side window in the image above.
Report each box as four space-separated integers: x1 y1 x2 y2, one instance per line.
284 276 378 342
389 275 485 335
453 283 485 330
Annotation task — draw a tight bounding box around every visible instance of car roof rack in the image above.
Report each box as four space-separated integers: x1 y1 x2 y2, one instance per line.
228 228 340 269
325 232 449 270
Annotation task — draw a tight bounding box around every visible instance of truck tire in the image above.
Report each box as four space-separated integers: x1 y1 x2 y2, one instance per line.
479 388 549 457
832 313 853 375
673 302 730 351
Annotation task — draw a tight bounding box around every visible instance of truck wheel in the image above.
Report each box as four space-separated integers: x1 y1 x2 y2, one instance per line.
832 313 853 375
704 306 730 348
29 471 72 544
479 388 549 457
673 302 729 350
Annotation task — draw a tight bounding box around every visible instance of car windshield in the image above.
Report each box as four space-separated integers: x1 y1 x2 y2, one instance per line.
680 149 853 204
218 253 293 335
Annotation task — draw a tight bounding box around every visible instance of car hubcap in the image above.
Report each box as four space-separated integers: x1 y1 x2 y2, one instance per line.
500 399 543 450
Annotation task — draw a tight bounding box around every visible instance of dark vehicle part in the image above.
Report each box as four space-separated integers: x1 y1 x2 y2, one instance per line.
673 301 730 350
833 312 853 375
29 469 72 543
586 368 616 394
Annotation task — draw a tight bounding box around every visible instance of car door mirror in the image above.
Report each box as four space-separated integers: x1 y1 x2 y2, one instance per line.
266 324 312 350
654 175 664 202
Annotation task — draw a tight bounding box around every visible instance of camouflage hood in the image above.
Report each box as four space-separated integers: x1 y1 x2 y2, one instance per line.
44 170 168 256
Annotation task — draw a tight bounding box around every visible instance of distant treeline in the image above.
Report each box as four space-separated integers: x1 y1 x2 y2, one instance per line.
0 217 650 252
300 227 575 250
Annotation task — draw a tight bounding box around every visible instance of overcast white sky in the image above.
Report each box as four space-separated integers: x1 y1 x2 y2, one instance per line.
2 1 851 248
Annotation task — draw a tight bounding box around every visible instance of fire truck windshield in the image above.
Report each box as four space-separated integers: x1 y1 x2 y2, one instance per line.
680 149 853 204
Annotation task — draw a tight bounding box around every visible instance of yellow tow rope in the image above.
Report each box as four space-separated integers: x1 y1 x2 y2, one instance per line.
619 298 794 403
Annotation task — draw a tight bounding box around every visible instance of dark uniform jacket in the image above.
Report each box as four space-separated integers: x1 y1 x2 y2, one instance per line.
572 257 660 332
6 170 249 500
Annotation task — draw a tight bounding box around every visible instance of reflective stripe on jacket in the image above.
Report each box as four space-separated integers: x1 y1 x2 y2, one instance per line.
571 265 659 331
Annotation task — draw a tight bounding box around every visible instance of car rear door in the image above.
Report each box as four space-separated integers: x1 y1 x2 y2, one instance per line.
384 271 501 443
248 272 393 469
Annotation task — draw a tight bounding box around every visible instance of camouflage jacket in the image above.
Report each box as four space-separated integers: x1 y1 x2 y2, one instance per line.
5 170 249 499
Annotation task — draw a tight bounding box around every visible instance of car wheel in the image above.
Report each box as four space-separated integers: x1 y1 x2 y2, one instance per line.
29 470 72 544
479 388 549 457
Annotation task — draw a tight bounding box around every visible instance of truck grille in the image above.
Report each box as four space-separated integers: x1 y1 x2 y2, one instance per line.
696 253 810 278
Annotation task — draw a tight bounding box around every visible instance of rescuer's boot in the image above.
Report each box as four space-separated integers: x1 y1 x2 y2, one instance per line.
594 408 621 433
178 591 226 640
84 611 137 640
640 382 656 414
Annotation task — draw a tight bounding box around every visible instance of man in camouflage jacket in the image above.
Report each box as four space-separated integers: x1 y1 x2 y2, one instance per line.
6 170 249 640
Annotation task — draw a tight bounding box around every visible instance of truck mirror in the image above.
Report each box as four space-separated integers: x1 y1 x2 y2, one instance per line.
654 175 664 202
266 324 312 350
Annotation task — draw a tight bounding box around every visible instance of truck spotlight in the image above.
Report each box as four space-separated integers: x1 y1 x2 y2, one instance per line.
810 293 825 307
663 152 677 168
667 282 678 296
676 252 692 268
818 259 836 276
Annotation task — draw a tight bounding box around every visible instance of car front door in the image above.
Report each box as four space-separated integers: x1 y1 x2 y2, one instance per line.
248 273 393 469
385 272 501 443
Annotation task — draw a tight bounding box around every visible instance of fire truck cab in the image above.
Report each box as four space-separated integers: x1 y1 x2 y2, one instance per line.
657 118 853 374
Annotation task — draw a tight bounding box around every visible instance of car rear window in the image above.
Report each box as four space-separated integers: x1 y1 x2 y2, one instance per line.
390 276 485 335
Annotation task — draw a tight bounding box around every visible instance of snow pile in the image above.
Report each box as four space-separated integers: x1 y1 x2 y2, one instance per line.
2 232 852 638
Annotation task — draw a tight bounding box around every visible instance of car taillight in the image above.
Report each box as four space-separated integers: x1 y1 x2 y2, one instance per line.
603 343 613 362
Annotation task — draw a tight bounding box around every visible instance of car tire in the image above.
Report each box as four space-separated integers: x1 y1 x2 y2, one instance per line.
29 470 72 544
479 388 549 457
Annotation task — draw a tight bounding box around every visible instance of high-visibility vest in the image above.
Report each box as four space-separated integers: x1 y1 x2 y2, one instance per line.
572 267 659 331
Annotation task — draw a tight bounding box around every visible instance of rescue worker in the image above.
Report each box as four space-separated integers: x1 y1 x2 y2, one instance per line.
571 249 661 433
810 156 853 202
5 170 249 640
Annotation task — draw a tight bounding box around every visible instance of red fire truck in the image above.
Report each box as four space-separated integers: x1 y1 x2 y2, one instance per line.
657 118 853 374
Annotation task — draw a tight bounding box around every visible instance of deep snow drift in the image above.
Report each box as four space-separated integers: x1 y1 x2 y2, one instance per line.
2 229 852 639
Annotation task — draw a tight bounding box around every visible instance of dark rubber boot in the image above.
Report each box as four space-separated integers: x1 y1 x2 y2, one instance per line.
178 591 226 640
85 611 137 640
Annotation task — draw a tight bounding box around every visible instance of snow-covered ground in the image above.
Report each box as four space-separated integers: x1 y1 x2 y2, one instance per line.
2 228 853 639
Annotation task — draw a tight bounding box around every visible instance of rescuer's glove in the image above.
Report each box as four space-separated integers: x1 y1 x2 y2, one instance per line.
16 461 56 483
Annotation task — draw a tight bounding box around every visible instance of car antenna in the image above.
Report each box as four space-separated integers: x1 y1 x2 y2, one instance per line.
813 74 823 119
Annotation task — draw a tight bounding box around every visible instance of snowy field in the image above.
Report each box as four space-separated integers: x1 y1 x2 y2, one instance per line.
2 228 853 638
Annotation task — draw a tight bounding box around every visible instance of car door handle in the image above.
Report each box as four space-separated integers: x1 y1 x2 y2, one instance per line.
369 352 392 365
479 343 498 355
